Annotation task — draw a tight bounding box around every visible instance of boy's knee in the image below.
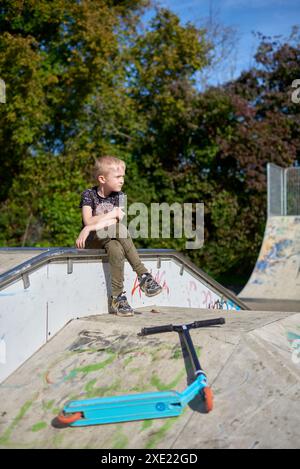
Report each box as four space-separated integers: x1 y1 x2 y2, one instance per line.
105 240 125 262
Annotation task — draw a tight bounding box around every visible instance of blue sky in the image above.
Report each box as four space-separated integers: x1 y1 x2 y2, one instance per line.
145 0 300 86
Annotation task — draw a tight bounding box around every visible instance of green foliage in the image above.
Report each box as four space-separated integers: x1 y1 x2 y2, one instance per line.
0 2 299 282
0 153 86 246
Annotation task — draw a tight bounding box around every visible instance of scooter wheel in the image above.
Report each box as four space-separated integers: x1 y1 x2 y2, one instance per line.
57 411 83 425
203 386 213 413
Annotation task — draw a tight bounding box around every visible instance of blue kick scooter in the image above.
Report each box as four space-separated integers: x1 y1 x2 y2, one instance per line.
57 317 225 426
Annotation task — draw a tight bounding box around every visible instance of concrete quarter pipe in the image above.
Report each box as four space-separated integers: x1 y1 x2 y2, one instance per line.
239 216 300 301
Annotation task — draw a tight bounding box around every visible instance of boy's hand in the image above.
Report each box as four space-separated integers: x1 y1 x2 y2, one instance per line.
115 207 125 221
75 218 118 249
76 226 91 249
109 206 125 221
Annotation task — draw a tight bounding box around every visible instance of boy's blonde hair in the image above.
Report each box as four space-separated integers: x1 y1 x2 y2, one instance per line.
93 156 126 181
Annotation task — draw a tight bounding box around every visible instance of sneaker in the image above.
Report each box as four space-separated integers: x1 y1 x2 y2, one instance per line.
110 291 134 317
138 273 163 297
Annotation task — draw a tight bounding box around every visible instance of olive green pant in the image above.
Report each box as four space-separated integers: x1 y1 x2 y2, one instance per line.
85 222 148 297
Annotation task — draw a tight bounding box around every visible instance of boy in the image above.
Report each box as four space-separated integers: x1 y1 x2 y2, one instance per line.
76 155 162 316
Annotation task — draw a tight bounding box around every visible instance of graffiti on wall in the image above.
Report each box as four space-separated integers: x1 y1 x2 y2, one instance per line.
187 281 240 310
131 270 170 298
252 217 300 282
203 292 240 310
287 331 300 365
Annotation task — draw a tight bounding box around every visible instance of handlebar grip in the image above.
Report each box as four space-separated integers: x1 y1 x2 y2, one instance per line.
192 318 225 328
139 318 226 336
139 324 174 336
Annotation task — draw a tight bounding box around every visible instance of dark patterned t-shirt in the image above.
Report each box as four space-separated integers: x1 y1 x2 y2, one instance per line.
79 186 125 227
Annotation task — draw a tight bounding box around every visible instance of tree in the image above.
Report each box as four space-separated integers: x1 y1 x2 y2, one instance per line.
1 2 299 288
0 0 150 246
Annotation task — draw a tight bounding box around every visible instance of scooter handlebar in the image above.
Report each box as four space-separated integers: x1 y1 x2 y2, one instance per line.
139 324 174 336
191 318 225 329
139 318 225 336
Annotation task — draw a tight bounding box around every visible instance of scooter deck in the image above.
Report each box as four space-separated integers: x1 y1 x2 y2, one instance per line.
64 390 183 426
57 318 225 426
62 374 207 426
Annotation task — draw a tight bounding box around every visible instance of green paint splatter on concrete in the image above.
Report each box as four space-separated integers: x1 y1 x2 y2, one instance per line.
171 348 182 360
129 367 142 373
144 418 176 449
31 422 47 432
124 356 134 367
150 345 171 362
85 379 97 395
0 440 37 449
141 419 153 431
64 353 117 381
0 397 36 445
84 378 121 399
130 384 148 393
74 347 100 354
112 428 129 449
42 400 55 411
130 366 185 394
74 353 116 375
53 432 64 448
150 369 186 391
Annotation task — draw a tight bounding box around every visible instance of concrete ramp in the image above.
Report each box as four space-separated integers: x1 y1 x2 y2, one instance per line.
0 307 299 449
0 248 247 384
239 216 300 301
0 248 50 276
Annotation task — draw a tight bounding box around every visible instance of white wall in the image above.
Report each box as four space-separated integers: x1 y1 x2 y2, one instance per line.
0 256 240 383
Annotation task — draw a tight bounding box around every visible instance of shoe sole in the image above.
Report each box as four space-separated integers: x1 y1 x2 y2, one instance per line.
109 309 134 317
141 286 163 297
116 312 134 317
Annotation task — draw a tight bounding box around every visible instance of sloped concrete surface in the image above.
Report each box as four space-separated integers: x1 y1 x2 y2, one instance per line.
0 250 47 275
239 216 300 301
0 307 299 449
239 299 300 313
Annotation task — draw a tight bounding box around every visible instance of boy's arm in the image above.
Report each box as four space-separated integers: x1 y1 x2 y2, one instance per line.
82 206 123 227
76 217 117 249
88 217 117 231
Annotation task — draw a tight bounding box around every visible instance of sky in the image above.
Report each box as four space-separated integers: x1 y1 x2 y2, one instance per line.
145 0 300 86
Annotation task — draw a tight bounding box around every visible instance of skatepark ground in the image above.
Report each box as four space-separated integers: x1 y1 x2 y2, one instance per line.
0 305 299 449
1 244 299 449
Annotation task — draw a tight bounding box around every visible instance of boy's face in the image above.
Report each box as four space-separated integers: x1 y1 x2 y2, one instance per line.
99 165 125 192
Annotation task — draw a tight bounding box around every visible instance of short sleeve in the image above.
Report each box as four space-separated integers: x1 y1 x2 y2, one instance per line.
79 189 94 209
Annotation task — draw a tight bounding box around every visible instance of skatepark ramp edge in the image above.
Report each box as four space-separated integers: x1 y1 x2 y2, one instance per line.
0 248 248 384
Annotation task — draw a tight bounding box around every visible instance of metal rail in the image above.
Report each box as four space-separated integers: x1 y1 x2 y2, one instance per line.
0 247 248 310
